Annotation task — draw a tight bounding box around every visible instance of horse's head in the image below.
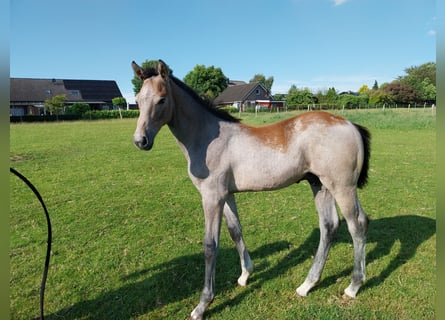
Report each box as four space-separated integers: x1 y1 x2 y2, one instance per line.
132 60 172 150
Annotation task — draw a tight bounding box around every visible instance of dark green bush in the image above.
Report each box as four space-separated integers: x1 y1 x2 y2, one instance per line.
82 110 139 120
10 110 140 122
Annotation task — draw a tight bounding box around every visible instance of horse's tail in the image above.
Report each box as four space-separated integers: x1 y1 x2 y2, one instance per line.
354 123 371 189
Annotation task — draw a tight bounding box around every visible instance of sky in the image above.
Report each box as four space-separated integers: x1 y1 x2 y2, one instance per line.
10 0 436 104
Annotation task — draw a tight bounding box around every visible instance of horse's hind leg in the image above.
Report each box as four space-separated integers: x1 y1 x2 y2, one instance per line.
296 183 339 297
223 194 253 286
335 188 369 298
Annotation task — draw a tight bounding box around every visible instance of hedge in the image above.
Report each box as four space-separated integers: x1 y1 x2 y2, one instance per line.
10 114 82 123
81 110 140 120
10 110 140 123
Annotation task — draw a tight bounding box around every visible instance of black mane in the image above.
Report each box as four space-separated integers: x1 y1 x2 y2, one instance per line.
169 76 240 123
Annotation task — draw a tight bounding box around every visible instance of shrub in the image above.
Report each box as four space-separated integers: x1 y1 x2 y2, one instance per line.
65 103 91 116
82 110 139 120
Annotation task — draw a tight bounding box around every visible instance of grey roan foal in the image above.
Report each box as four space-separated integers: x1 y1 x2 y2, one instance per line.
131 59 371 320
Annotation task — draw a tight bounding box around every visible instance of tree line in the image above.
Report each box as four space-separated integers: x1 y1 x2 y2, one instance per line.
288 62 436 108
132 60 436 109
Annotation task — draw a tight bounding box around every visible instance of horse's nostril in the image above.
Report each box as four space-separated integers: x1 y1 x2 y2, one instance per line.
141 136 148 147
134 135 152 150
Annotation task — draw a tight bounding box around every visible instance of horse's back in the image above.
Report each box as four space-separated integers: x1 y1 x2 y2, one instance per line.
225 111 366 192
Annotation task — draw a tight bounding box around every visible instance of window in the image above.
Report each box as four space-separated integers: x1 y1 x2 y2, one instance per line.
71 90 80 95
255 89 260 95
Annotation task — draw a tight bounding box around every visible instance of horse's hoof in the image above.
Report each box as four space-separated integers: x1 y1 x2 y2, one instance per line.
295 292 306 299
342 292 354 301
295 287 309 297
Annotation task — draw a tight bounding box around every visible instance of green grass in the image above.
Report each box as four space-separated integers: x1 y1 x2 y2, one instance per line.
10 108 436 319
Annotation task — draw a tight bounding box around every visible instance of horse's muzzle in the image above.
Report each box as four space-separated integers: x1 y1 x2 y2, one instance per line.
133 135 153 151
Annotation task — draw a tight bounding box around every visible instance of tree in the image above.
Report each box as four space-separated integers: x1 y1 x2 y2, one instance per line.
286 85 299 107
419 77 436 102
369 89 393 107
325 87 338 104
356 85 370 107
286 85 314 107
65 102 90 116
402 62 436 86
112 97 127 110
249 74 274 93
44 94 66 118
131 60 173 95
183 65 228 100
399 62 436 102
314 87 337 105
273 93 285 101
338 94 360 109
383 81 417 105
372 80 379 90
358 85 370 95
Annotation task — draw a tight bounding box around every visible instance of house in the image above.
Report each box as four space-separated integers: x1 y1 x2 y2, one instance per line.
339 90 359 96
213 82 285 111
10 78 123 116
227 79 247 87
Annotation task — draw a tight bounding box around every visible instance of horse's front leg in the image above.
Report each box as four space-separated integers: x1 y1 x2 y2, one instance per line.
189 194 225 320
224 194 253 286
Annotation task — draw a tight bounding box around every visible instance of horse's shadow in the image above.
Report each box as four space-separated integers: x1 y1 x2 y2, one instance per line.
45 215 435 319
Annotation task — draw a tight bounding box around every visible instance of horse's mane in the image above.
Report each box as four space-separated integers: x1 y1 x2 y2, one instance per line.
169 76 240 123
140 66 239 123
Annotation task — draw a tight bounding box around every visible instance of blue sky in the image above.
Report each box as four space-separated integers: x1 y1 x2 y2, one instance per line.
10 0 436 103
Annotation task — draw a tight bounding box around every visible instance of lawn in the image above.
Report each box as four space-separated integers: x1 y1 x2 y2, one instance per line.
10 108 436 319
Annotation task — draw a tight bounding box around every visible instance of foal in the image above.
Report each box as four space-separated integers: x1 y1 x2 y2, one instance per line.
131 59 371 320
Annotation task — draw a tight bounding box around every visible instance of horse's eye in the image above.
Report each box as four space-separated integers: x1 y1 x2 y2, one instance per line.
158 97 166 105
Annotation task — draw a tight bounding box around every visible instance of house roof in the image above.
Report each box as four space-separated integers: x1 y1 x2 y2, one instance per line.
10 78 122 104
213 82 267 105
63 79 122 101
227 80 247 86
339 90 359 96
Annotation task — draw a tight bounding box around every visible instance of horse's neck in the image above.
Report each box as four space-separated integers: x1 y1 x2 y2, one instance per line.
167 85 223 151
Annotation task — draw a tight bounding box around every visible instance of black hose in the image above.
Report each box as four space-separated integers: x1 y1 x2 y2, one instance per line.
10 167 52 320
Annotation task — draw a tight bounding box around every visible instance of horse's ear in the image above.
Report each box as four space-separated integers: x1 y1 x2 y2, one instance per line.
158 59 170 79
132 61 146 80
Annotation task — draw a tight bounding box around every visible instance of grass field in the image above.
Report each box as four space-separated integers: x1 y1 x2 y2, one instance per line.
10 108 436 319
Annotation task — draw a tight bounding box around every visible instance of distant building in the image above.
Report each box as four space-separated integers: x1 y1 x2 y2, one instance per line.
10 78 123 116
339 90 359 96
214 82 285 111
227 79 247 87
